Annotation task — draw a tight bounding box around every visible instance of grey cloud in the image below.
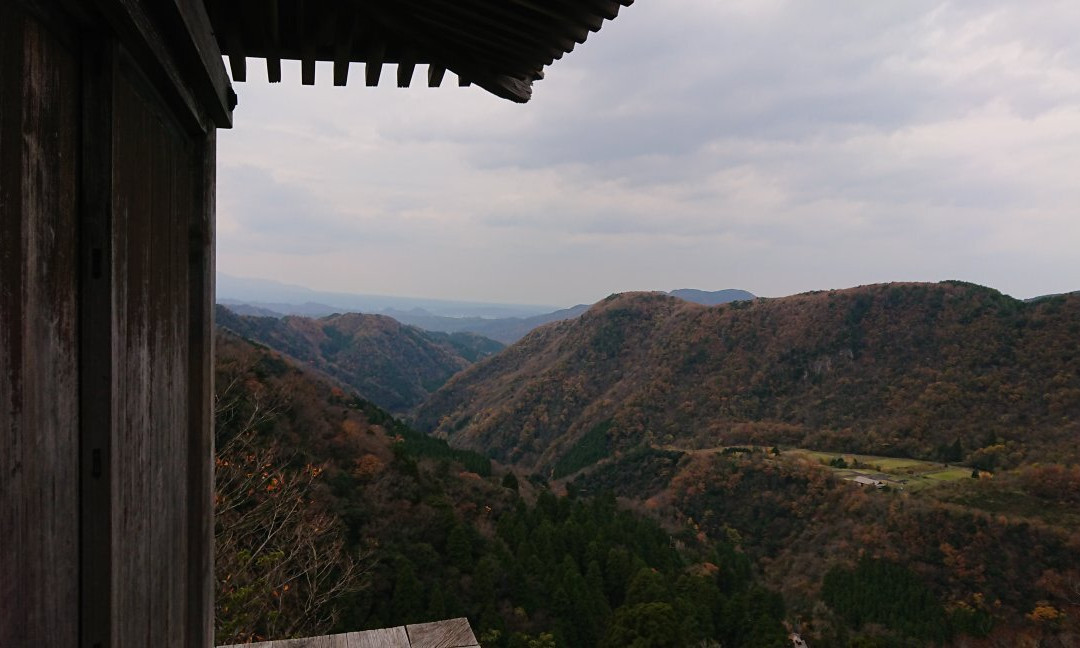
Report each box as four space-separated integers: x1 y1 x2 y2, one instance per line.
217 0 1080 304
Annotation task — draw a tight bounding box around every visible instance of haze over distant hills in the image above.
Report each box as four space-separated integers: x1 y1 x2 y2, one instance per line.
220 275 757 344
217 273 558 319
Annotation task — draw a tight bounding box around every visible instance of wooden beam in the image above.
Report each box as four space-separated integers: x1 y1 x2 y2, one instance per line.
160 0 235 126
365 40 385 86
263 0 282 83
397 59 415 88
427 64 445 87
333 58 350 86
90 0 216 133
333 2 358 86
297 0 315 85
371 5 538 100
266 57 281 83
227 53 246 83
405 4 569 68
585 0 624 20
473 73 532 103
301 56 315 85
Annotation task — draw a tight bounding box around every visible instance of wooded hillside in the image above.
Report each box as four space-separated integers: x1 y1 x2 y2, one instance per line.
213 331 789 647
415 282 1080 473
217 305 502 413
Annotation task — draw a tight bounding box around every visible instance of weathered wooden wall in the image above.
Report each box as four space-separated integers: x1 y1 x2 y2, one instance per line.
1 1 223 646
0 3 82 646
108 49 204 648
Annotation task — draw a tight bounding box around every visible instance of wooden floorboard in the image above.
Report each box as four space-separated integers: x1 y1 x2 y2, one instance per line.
406 618 478 648
218 618 476 648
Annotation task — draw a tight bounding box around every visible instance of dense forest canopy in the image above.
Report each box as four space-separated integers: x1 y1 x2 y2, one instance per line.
216 280 1080 646
416 282 1080 473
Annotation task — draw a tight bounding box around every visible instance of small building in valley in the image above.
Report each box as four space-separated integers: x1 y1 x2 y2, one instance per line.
852 475 885 488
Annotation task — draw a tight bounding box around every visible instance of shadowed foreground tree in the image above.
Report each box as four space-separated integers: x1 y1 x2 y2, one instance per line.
214 362 372 644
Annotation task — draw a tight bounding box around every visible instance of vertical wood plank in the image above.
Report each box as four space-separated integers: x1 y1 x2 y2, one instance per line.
188 128 217 648
0 5 80 647
111 46 199 648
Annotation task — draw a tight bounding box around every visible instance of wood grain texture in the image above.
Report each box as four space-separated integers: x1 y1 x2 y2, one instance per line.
349 626 410 648
406 618 478 648
111 46 198 648
4 3 219 647
0 5 81 647
326 633 352 648
163 0 235 126
91 0 217 132
187 127 217 648
214 620 476 648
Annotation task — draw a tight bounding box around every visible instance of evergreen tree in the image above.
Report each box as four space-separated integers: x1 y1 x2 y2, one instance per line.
426 582 447 621
625 567 669 606
447 524 473 572
391 558 423 624
601 602 684 648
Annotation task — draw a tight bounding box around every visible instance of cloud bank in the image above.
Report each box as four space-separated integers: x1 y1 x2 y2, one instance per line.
218 0 1080 305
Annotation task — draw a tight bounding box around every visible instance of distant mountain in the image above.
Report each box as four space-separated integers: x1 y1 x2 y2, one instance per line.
386 304 592 344
1025 290 1080 303
667 288 756 305
218 299 351 318
219 301 287 317
414 282 1080 473
216 306 503 413
217 273 556 319
388 290 755 344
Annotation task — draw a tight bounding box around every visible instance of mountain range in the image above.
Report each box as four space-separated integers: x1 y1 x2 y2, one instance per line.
217 273 557 319
222 286 756 344
215 280 1080 645
413 282 1080 474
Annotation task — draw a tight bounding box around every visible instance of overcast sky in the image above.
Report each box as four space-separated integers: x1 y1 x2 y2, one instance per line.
217 0 1080 307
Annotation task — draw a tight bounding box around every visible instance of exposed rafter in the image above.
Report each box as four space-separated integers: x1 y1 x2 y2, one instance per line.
205 0 635 103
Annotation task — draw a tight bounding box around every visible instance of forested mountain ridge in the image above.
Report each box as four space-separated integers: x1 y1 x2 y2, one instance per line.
414 281 1080 473
388 289 755 344
216 305 502 414
216 288 1080 647
213 331 790 647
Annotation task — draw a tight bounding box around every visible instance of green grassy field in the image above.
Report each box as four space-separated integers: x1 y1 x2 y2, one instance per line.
775 449 973 491
661 444 976 492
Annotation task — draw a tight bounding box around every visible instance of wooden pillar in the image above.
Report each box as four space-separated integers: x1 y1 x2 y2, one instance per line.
2 1 228 646
0 4 82 647
187 130 217 648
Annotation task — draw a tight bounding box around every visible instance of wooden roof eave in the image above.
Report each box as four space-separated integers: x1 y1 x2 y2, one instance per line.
205 0 634 103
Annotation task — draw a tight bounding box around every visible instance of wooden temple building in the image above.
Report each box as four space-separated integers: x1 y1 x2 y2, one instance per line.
0 1 631 646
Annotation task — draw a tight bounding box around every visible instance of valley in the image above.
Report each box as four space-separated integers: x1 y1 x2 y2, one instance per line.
215 280 1080 647
660 445 975 492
